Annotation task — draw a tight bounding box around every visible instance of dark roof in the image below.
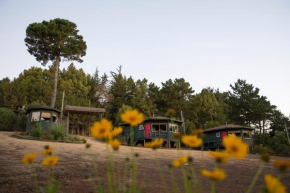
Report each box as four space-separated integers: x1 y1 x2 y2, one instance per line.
64 105 106 115
119 117 183 126
26 106 61 115
204 124 254 133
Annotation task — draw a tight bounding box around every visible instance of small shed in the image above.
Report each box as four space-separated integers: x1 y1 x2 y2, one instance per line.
203 124 255 150
64 105 106 135
119 117 183 148
25 106 61 133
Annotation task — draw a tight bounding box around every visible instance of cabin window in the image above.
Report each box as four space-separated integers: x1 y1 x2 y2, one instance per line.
169 123 178 133
243 131 250 138
139 125 144 130
31 111 40 122
41 111 51 122
228 130 241 137
152 123 167 132
216 132 220 137
52 113 58 123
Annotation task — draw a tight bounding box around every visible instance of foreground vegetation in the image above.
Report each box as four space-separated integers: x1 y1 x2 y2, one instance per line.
22 109 289 193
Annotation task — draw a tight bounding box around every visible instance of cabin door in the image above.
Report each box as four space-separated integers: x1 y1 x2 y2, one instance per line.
144 123 150 138
221 131 227 138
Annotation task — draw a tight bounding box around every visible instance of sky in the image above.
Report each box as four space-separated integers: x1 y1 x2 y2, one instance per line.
0 0 290 115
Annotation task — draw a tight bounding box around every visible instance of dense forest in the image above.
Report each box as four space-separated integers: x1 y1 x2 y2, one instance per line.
1 63 290 156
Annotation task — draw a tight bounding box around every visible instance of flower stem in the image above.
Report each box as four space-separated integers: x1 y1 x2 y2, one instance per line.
154 151 169 193
32 164 39 193
211 181 216 193
246 162 265 193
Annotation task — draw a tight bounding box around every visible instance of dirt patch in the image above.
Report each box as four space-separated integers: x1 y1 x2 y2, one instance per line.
0 132 289 193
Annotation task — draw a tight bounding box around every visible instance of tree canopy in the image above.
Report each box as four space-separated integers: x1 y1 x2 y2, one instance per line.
25 18 87 108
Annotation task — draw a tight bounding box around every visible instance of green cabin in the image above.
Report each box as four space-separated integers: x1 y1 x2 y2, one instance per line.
25 106 61 133
203 124 254 150
119 117 183 148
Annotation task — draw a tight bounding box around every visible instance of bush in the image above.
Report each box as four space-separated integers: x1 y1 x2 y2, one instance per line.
30 123 42 138
19 111 27 131
51 125 66 140
41 129 54 140
252 131 290 157
251 144 275 155
0 108 16 131
81 139 87 143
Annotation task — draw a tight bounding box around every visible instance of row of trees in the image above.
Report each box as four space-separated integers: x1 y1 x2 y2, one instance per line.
0 64 289 135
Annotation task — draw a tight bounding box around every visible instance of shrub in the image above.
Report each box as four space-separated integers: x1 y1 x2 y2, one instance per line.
81 139 87 143
30 123 42 138
251 144 275 155
0 108 16 131
51 125 66 140
19 111 27 131
41 129 54 140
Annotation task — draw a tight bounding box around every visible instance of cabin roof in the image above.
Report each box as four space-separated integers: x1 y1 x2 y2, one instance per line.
64 105 106 115
204 124 254 133
119 117 183 126
26 106 61 115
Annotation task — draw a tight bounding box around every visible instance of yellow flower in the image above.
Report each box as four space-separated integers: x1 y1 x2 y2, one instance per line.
201 169 226 181
90 118 112 140
172 155 189 167
121 109 144 126
166 108 176 117
264 174 286 193
209 150 229 164
41 146 54 156
22 153 36 164
273 158 290 173
109 139 121 151
173 132 182 139
222 135 248 159
182 135 202 148
145 138 164 149
193 129 203 137
42 156 59 166
179 155 188 164
109 127 123 139
172 159 181 167
260 152 270 163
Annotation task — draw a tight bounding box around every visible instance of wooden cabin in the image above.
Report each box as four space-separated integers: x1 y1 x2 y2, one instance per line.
119 117 183 148
25 106 61 133
203 124 255 150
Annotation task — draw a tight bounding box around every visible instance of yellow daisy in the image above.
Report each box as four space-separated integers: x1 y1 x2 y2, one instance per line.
182 135 202 148
166 108 176 117
273 158 290 173
145 138 164 149
222 135 248 159
90 118 112 140
109 139 121 151
201 169 226 181
209 150 229 164
41 146 54 156
264 174 286 193
109 127 123 139
22 153 36 164
179 155 188 164
121 109 144 126
172 159 181 167
193 129 203 137
42 156 59 166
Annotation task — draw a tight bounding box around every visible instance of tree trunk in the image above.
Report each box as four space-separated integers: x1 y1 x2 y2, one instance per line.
50 56 60 108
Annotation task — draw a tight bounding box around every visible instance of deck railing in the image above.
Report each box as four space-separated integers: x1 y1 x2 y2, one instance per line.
149 131 168 139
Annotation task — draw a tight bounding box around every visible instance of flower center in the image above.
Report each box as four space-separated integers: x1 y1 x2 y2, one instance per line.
99 127 106 134
230 145 238 153
129 116 136 122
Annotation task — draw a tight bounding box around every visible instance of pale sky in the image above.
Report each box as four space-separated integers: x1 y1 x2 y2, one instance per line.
0 0 289 116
